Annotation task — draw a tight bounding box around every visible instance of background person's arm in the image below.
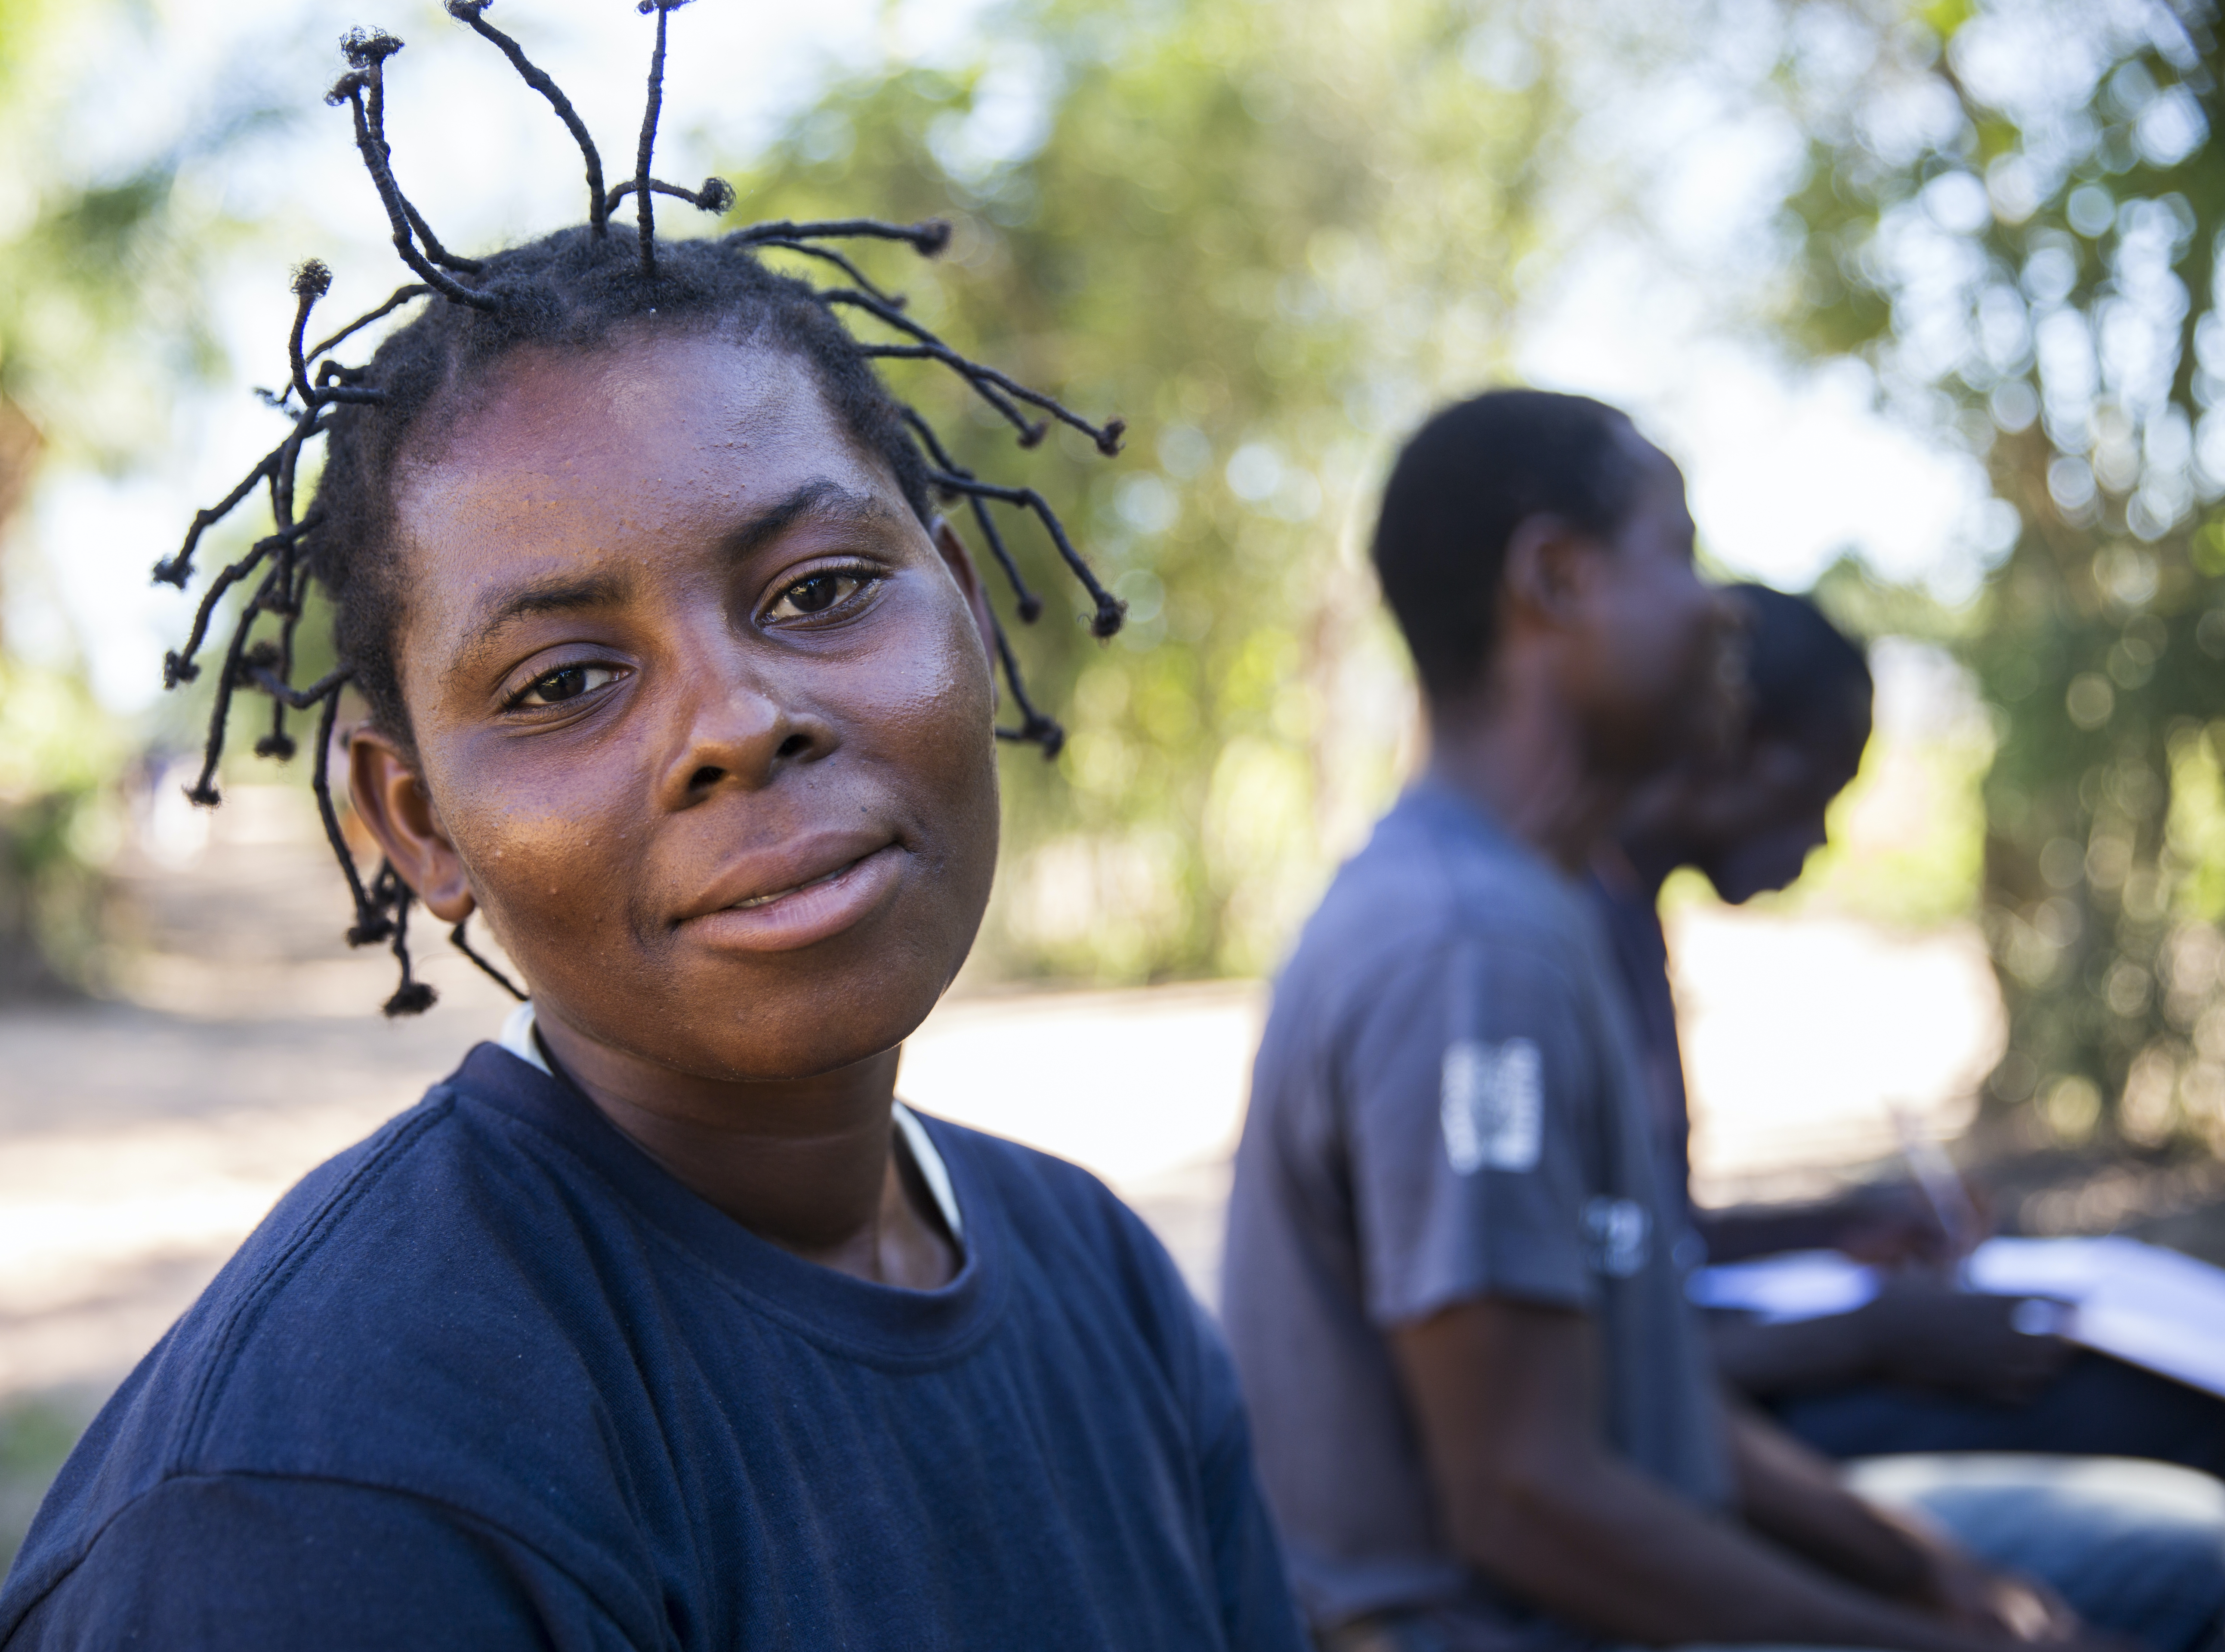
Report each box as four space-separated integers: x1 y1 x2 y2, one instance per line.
1391 1294 2081 1652
1728 1396 2075 1638
1697 1182 1957 1267
1698 1199 1879 1263
1710 1284 2074 1401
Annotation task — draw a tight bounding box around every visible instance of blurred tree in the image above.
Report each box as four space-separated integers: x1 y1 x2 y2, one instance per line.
0 0 226 495
0 0 233 992
1779 0 2225 1149
723 0 1578 980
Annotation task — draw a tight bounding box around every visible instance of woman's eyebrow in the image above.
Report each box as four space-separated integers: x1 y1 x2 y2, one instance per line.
450 482 900 677
457 570 633 674
717 478 898 566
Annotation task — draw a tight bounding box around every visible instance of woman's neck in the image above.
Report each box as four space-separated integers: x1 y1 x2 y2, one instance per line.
531 1010 958 1289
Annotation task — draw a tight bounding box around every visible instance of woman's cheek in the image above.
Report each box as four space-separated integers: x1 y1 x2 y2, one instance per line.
439 755 633 944
850 606 995 762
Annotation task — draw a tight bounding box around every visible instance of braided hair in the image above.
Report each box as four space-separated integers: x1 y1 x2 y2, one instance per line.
156 0 1125 1017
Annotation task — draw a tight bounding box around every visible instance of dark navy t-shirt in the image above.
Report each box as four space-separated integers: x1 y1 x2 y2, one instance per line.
0 1044 1303 1651
1583 864 1692 1202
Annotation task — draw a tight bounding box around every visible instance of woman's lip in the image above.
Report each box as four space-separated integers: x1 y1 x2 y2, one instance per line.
727 860 855 909
680 843 906 952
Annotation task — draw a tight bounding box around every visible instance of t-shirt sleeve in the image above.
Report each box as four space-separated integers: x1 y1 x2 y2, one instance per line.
7 1472 634 1652
1343 935 1603 1327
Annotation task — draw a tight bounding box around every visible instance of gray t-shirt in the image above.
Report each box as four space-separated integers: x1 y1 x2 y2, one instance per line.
1222 783 1728 1644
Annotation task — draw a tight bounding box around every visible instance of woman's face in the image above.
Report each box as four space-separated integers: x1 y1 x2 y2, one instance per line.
351 327 1002 1082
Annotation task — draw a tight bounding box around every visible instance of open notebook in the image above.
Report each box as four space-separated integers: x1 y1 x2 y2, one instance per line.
1688 1236 2225 1399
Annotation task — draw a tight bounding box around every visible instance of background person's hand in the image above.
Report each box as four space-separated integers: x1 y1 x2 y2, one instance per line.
1833 1179 1993 1269
1860 1281 2076 1402
1922 1550 2080 1642
1883 1514 2089 1646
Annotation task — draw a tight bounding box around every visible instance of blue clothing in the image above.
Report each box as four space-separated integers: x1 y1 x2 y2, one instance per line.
1326 1449 2225 1652
1223 784 1724 1641
1848 1454 2225 1652
1582 866 2225 1480
0 1043 1303 1652
1582 866 1691 1199
1775 1352 2225 1477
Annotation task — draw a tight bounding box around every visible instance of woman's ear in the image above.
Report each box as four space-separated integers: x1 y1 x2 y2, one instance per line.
346 729 477 924
931 516 999 690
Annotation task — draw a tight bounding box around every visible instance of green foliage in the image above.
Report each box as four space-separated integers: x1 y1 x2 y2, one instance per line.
1810 553 1983 648
0 0 230 475
723 0 1568 979
0 0 242 993
1797 713 1997 930
0 656 125 994
1777 0 2225 1148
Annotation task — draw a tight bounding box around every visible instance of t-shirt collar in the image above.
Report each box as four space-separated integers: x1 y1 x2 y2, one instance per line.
455 1037 1002 1368
496 1001 963 1238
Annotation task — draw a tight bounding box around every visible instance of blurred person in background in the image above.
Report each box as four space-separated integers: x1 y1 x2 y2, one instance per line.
1221 389 2225 1652
1591 584 2225 1476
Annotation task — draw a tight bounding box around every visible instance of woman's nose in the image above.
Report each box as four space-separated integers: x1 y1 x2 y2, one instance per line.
654 656 832 807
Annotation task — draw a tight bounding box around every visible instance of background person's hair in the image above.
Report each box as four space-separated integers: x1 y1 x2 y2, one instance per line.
1372 388 1645 703
153 1 1125 1016
1729 582 1873 751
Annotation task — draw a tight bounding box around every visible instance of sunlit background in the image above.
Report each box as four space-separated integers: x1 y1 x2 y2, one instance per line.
6 0 2225 1562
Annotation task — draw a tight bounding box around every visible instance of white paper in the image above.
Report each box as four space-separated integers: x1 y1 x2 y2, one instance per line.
1968 1237 2225 1399
1686 1249 1880 1322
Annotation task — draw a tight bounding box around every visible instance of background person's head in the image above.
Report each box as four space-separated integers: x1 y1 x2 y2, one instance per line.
1372 388 1729 789
1623 583 1873 904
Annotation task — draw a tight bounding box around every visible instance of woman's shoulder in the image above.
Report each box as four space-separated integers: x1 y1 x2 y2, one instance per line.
192 1049 612 1361
15 1046 643 1572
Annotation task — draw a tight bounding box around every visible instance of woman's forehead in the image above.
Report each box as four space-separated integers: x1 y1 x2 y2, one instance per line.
404 330 853 490
389 333 910 611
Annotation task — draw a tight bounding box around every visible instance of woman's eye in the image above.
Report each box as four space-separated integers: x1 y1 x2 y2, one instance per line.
513 664 620 707
768 572 868 620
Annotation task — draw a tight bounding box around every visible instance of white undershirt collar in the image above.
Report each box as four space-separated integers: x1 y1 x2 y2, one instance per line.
497 1002 962 1237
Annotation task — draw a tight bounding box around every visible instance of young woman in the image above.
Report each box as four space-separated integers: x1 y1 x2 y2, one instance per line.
0 12 1301 1649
